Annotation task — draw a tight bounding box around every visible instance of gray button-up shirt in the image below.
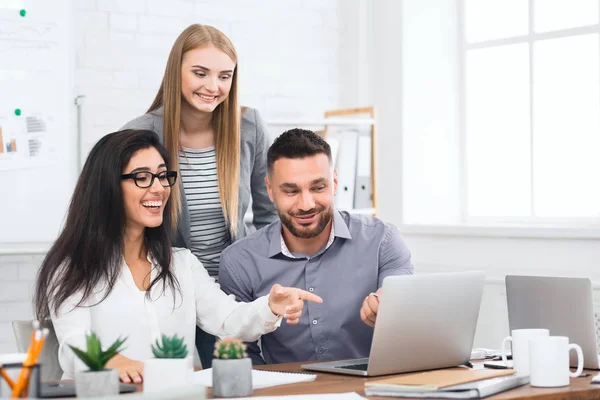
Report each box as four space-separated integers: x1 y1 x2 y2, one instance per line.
219 210 414 365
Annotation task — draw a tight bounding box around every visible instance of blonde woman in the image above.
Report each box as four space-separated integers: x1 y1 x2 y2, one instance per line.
121 24 277 368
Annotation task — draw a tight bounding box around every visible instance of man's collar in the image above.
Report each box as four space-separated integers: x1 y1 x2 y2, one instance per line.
268 209 352 258
332 208 352 239
268 220 284 258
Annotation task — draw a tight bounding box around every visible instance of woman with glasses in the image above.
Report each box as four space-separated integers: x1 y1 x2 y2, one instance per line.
121 24 277 368
33 130 321 383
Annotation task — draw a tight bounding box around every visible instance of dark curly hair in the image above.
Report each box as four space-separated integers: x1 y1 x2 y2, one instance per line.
267 128 332 174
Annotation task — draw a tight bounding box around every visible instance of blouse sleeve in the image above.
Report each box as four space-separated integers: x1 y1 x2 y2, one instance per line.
50 291 92 378
187 250 281 341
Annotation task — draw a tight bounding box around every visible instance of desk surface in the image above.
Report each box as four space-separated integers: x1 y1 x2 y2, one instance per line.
197 361 600 400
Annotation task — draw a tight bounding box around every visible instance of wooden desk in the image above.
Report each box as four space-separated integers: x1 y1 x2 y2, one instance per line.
199 362 600 399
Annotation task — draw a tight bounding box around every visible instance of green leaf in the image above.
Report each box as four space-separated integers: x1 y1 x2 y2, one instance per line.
69 345 98 371
104 337 127 358
172 345 188 358
87 334 99 366
151 334 188 358
172 336 183 348
68 332 128 371
151 347 164 358
151 338 165 357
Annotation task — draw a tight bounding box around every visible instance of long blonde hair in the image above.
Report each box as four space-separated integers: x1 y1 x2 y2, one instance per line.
148 24 240 236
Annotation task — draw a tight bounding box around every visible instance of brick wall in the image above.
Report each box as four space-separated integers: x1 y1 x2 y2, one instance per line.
0 254 45 353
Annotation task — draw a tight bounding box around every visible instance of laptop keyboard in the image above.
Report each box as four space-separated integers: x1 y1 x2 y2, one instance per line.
335 363 369 371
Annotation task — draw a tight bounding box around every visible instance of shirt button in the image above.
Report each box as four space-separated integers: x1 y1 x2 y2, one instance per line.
309 287 314 292
312 319 318 325
317 348 324 354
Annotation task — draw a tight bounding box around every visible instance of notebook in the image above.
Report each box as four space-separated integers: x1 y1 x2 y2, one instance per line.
193 368 317 389
364 374 529 399
206 394 366 400
364 368 515 391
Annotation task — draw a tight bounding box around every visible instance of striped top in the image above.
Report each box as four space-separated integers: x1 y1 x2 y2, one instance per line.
179 146 231 278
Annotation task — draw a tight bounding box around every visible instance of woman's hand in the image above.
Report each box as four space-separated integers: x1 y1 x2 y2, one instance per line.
105 353 144 383
268 284 323 324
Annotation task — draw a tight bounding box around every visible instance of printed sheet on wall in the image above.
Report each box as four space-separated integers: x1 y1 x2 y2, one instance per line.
0 0 73 244
0 0 69 171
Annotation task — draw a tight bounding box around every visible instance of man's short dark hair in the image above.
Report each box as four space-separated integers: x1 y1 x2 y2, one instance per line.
267 128 332 174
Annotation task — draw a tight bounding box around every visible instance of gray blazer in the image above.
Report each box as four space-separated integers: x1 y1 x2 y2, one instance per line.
121 107 277 246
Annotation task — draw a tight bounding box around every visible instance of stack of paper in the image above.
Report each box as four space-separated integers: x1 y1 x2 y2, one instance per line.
193 368 316 389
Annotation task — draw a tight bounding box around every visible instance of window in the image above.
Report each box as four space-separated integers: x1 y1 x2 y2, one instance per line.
462 0 600 222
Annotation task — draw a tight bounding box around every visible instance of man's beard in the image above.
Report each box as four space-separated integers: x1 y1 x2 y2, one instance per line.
279 205 333 239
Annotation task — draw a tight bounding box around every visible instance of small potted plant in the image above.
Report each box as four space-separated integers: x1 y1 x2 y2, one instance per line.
212 338 252 397
143 334 192 393
69 332 126 398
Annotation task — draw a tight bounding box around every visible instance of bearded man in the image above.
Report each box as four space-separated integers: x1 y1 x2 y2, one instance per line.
219 128 414 365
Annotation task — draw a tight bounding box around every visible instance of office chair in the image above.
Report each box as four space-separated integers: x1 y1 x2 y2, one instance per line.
12 320 63 381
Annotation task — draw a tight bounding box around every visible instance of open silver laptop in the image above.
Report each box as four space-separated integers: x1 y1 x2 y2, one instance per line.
506 275 600 370
301 271 486 376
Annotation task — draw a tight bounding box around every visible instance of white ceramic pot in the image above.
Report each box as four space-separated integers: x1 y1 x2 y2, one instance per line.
75 369 119 398
212 358 252 398
143 357 193 394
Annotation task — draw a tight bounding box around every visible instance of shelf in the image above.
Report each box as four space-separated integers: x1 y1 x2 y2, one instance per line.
263 106 378 218
266 118 375 126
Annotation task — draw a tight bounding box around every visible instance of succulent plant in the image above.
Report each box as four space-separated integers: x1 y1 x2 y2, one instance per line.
213 337 248 360
68 332 127 371
151 334 189 359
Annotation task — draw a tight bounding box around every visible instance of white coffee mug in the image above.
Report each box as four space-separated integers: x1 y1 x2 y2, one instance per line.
501 328 549 375
529 336 583 387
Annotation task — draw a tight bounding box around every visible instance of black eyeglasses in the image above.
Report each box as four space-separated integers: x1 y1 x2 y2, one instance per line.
121 170 178 188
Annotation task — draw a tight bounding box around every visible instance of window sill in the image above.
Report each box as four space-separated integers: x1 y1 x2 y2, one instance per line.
399 223 600 240
0 242 51 255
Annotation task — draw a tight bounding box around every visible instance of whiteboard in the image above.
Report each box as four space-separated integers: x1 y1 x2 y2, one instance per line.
0 0 75 246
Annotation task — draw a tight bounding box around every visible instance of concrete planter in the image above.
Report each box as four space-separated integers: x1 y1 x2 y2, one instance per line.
75 369 119 398
212 358 252 397
144 357 193 394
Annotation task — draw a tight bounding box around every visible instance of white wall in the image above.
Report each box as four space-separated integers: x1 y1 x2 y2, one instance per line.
366 0 600 348
76 0 341 152
0 0 343 353
0 253 45 353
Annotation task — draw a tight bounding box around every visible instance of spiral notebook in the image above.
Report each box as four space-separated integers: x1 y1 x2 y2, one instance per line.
193 368 317 389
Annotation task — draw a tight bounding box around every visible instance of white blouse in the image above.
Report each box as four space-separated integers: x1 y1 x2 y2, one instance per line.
51 248 280 378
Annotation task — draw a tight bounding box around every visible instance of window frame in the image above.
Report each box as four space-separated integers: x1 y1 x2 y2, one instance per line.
458 0 600 226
